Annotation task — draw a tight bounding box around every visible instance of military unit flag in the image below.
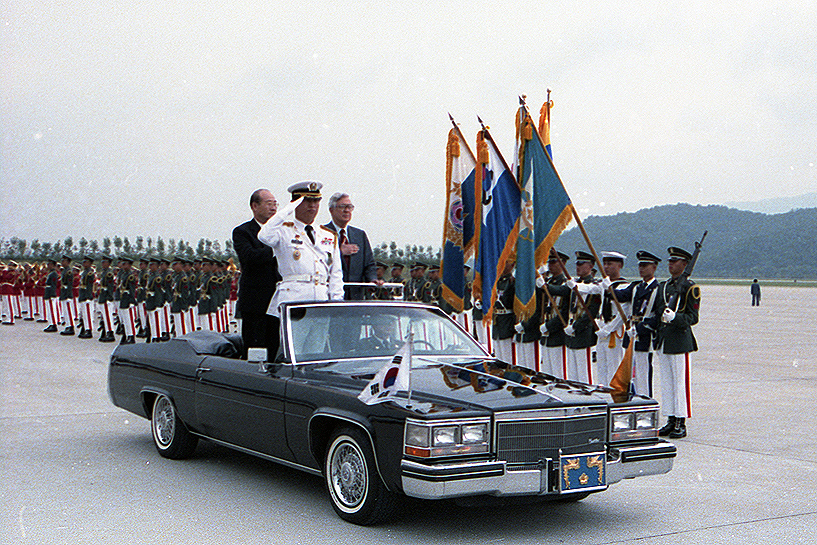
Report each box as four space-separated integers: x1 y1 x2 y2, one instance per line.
440 119 476 313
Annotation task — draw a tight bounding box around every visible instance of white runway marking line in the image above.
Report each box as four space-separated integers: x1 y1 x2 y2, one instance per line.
19 505 26 539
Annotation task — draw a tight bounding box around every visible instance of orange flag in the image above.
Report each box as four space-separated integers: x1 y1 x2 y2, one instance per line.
609 336 634 398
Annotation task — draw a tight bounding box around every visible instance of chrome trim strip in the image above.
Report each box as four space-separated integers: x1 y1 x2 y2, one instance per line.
193 434 322 477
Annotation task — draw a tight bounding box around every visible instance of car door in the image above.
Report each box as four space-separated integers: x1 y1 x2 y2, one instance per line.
193 356 294 461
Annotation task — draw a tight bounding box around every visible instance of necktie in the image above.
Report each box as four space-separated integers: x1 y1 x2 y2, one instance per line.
339 229 351 269
305 224 315 244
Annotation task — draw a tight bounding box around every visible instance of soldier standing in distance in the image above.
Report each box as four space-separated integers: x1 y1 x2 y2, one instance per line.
655 246 701 439
750 279 761 306
404 262 427 301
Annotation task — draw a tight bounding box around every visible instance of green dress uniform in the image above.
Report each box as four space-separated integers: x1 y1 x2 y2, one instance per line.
655 272 700 434
59 266 76 334
539 274 570 378
77 266 96 338
491 274 516 364
97 264 117 340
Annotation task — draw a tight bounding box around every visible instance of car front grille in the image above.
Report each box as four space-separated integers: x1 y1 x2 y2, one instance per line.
495 412 607 467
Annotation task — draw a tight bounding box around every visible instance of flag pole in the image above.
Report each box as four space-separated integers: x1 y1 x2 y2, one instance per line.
520 100 629 326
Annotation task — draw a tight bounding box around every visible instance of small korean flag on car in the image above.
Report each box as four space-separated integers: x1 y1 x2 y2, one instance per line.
358 335 413 405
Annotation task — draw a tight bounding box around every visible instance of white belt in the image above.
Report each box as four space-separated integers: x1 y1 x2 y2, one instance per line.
494 309 513 315
281 273 328 286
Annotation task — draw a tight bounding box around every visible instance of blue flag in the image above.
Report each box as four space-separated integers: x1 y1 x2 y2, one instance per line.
474 127 520 320
441 124 476 312
513 101 574 319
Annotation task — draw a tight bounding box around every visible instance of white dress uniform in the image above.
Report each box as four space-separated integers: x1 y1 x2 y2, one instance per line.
258 198 344 318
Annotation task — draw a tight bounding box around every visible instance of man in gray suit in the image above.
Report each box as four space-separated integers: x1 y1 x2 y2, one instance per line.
323 192 381 300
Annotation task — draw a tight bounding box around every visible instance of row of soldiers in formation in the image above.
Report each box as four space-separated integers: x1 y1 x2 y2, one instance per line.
0 255 239 343
386 247 700 439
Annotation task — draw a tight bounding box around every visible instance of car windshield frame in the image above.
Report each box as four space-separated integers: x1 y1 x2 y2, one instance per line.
282 301 490 365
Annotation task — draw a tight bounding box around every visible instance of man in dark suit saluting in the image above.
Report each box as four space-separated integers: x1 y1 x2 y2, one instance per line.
322 192 381 300
232 188 281 357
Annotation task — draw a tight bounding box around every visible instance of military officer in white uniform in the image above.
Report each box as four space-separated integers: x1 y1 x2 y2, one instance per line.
258 181 343 354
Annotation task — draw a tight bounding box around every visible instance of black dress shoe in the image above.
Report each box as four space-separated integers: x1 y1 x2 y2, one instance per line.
78 329 93 339
24 317 34 321
120 335 135 345
669 418 687 439
658 416 676 437
60 327 75 336
43 324 58 332
99 332 115 343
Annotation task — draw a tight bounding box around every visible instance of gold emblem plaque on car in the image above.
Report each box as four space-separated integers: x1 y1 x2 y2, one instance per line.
560 453 606 492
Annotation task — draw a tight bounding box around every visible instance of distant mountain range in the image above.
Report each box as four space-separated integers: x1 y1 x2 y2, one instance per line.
554 203 817 280
724 191 817 214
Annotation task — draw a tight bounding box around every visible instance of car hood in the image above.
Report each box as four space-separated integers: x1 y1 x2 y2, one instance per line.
304 358 645 416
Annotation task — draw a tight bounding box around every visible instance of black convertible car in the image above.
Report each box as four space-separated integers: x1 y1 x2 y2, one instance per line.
108 301 676 525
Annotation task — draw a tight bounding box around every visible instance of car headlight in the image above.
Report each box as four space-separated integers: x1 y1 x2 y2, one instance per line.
404 418 491 458
610 409 659 441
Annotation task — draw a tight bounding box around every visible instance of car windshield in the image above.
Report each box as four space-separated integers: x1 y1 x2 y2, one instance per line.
286 303 488 363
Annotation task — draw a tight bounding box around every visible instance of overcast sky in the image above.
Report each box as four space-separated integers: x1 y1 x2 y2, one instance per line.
3 0 816 251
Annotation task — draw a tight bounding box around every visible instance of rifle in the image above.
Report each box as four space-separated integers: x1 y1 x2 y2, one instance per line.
667 230 707 311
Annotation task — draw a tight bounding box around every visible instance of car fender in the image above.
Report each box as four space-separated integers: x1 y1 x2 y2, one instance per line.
307 408 392 490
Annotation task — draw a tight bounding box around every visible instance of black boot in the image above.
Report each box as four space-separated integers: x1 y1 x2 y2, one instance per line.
120 335 135 345
99 332 115 343
60 326 75 336
43 324 58 332
78 328 92 339
658 416 676 437
669 418 687 439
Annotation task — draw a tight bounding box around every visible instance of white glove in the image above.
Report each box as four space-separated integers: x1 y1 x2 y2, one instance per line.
473 299 482 310
535 275 545 288
601 276 613 289
564 324 575 336
566 278 577 289
576 282 603 295
514 322 525 334
595 318 606 333
662 308 676 323
539 323 548 335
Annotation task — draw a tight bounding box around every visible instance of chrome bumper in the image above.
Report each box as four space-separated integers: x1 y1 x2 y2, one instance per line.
401 440 676 500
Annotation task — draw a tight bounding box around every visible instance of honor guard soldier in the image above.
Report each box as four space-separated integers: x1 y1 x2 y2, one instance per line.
160 258 173 339
545 251 601 384
404 262 427 301
169 257 187 336
594 251 629 385
367 262 391 300
492 259 516 365
539 251 570 378
43 259 60 332
513 267 545 372
117 256 138 344
59 255 76 335
181 258 197 334
145 257 164 342
77 256 96 338
388 263 406 299
97 256 117 342
135 258 149 338
0 261 20 325
197 257 218 331
613 251 662 396
655 247 701 439
422 264 443 306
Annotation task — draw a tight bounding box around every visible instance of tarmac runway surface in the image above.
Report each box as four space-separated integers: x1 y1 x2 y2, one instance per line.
2 284 816 544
